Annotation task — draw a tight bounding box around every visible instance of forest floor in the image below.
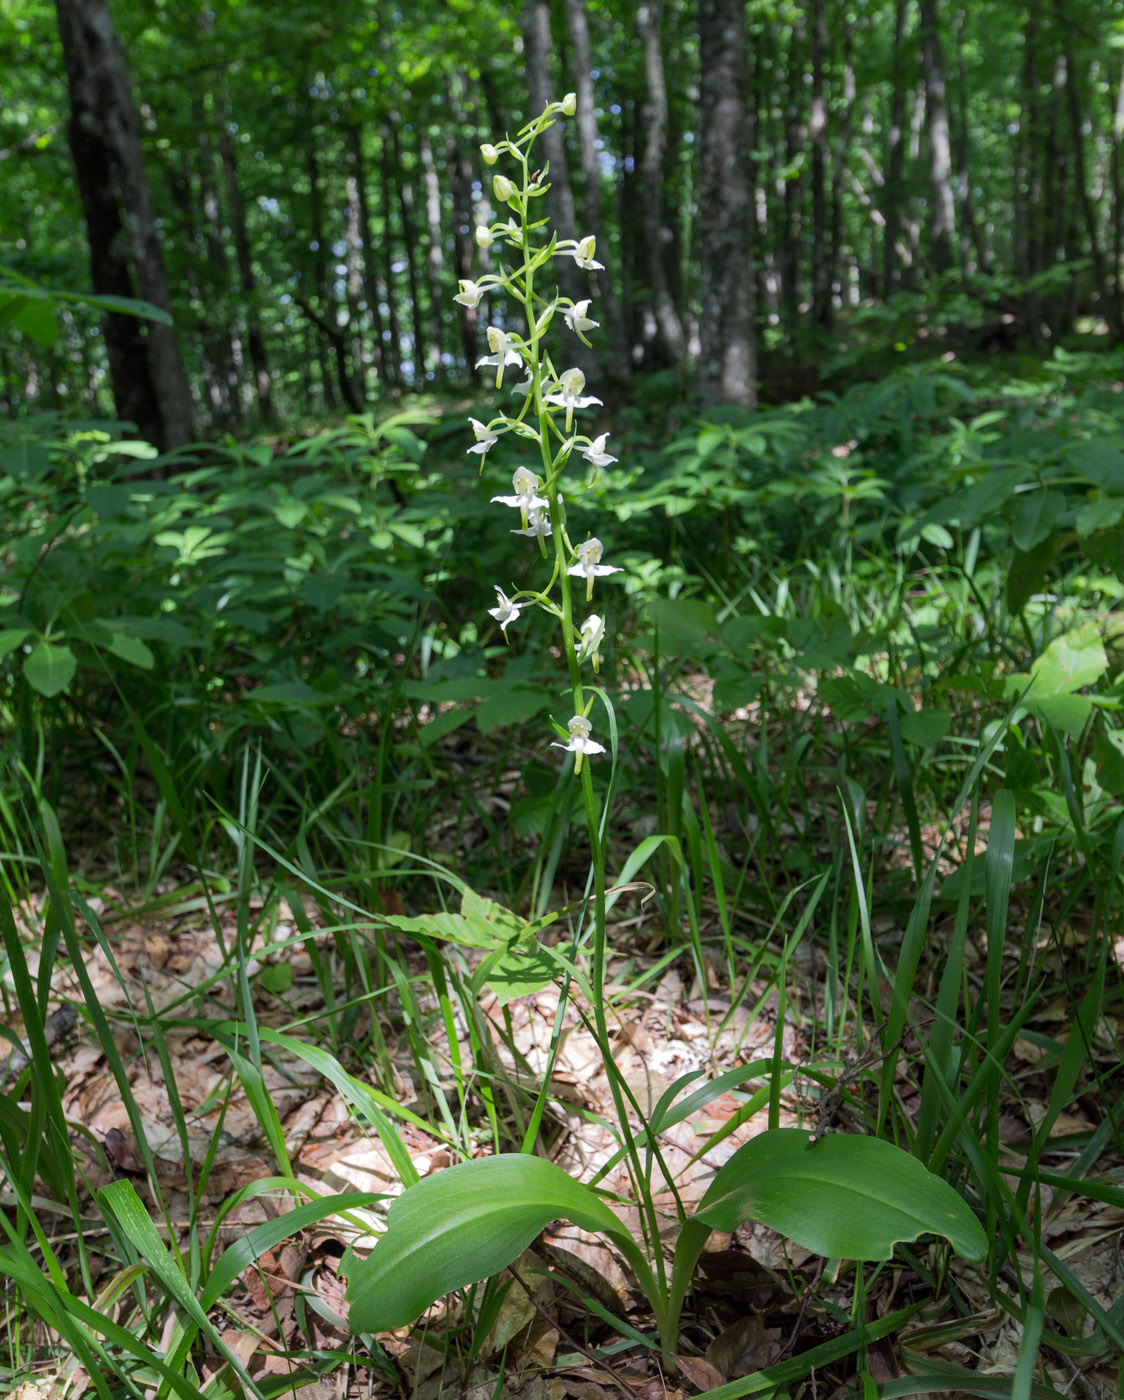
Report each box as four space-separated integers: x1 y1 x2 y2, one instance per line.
7 837 1121 1400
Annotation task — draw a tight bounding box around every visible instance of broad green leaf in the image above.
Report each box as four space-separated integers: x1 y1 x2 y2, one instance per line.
380 889 526 951
475 945 557 1005
476 685 549 734
14 298 58 345
1075 496 1124 538
1030 623 1107 696
693 1129 986 1262
23 643 76 697
1011 489 1064 552
0 628 31 661
249 680 331 706
0 442 52 483
344 1155 626 1333
899 707 951 748
105 634 154 670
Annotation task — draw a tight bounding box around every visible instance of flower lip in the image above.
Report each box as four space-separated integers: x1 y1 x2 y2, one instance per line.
488 586 522 634
551 712 607 771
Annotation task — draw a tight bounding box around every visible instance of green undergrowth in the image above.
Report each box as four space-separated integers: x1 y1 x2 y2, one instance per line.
2 349 1124 1394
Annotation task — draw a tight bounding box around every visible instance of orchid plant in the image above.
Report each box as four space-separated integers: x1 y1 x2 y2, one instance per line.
343 96 986 1364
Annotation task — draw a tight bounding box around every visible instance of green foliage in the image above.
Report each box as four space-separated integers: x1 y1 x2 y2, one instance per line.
343 1124 986 1350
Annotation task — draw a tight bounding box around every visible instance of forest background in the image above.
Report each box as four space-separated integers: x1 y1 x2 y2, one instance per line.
3 0 1124 1396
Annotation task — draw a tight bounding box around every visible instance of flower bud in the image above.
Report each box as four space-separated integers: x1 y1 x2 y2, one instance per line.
475 226 494 249
493 173 517 204
561 92 577 116
480 143 500 165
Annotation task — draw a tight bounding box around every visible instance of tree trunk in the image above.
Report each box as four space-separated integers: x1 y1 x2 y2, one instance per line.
809 0 831 326
219 127 273 417
380 129 404 386
563 0 629 377
54 0 194 450
306 138 335 408
951 9 987 275
697 0 755 407
418 127 446 374
637 0 686 366
390 119 428 383
347 123 389 388
881 0 908 297
446 74 482 376
918 0 958 278
781 14 806 335
521 0 583 309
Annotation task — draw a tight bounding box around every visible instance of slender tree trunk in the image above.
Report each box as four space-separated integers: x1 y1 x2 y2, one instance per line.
219 128 272 417
347 123 389 387
697 0 755 407
379 129 404 384
306 139 335 407
418 128 445 374
389 119 428 383
196 118 239 425
521 0 582 309
563 0 629 377
781 15 806 335
344 170 365 393
918 0 958 277
881 0 908 297
1018 10 1046 345
446 75 481 375
637 0 686 365
54 0 193 449
809 0 830 326
952 8 988 275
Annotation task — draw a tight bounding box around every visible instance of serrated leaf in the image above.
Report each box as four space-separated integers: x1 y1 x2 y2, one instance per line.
343 1155 626 1333
693 1129 987 1262
23 643 76 697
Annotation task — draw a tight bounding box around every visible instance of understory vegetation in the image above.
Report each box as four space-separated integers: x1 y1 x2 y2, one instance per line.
2 326 1124 1397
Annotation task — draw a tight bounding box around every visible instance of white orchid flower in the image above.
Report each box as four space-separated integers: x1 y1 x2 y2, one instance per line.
476 326 523 388
569 235 604 270
545 367 602 431
492 466 549 530
480 143 501 165
454 279 488 309
580 433 617 472
467 418 499 457
511 372 534 398
551 713 606 774
488 587 522 636
475 226 494 249
564 299 599 344
512 506 552 543
575 614 606 672
567 537 621 601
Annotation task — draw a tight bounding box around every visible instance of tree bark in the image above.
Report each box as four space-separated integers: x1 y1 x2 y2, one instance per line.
418 127 446 374
563 0 629 377
918 0 959 278
809 0 831 326
219 127 273 417
521 0 583 309
347 123 389 387
882 0 908 297
389 118 428 383
697 0 755 407
781 14 806 334
54 0 194 449
637 0 686 366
